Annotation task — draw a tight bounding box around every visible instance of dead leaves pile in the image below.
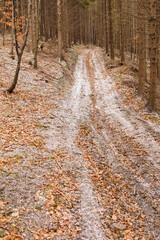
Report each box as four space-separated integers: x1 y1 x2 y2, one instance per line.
0 47 77 239
0 90 46 238
35 151 79 239
76 125 152 240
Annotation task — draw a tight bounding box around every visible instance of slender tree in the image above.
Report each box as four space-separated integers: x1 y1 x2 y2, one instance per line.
156 0 160 80
148 0 157 110
108 0 114 59
118 0 125 63
7 0 32 93
10 2 14 55
34 0 42 68
57 0 62 59
137 0 147 96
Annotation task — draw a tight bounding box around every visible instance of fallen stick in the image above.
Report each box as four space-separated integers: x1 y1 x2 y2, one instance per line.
39 70 57 81
50 113 65 123
51 154 62 169
56 188 73 208
55 158 61 169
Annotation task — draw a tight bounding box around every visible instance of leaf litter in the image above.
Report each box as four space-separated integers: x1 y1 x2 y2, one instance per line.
0 43 160 240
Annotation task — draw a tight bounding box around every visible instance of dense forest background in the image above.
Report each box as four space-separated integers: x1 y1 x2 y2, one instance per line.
0 0 160 113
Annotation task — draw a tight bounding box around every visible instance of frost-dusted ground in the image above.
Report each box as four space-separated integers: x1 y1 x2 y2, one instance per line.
0 46 160 240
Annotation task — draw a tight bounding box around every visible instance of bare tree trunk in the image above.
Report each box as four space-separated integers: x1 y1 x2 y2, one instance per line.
137 0 146 96
10 4 14 55
156 0 160 112
105 0 109 53
108 0 114 59
119 0 125 63
34 0 42 68
148 0 157 110
2 0 5 46
7 0 32 93
157 0 160 79
62 0 69 48
57 0 62 59
7 56 22 93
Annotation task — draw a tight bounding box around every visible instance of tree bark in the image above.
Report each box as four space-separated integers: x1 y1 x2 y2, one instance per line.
108 0 114 59
137 0 146 96
34 0 42 68
57 0 62 59
148 0 157 110
156 0 160 112
105 0 109 53
7 0 32 93
7 55 22 93
156 0 160 80
2 0 5 46
10 3 14 55
119 0 125 63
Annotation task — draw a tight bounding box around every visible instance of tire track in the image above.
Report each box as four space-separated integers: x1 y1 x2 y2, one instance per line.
84 49 160 239
43 51 107 239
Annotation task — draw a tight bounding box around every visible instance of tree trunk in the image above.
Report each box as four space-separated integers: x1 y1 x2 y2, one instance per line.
7 0 32 93
2 0 5 46
7 55 22 93
10 4 14 55
157 0 160 79
148 0 157 110
119 0 125 63
108 0 114 59
156 0 160 112
57 0 62 59
105 0 109 53
137 0 146 96
34 0 42 68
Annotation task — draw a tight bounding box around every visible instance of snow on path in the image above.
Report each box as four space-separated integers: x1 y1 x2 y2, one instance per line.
88 49 160 239
42 48 160 239
43 52 107 240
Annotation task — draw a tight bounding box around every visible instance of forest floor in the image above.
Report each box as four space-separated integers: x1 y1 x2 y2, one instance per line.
0 43 160 240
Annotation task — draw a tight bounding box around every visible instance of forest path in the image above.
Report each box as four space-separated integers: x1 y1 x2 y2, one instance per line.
43 48 160 239
43 50 107 240
0 46 160 240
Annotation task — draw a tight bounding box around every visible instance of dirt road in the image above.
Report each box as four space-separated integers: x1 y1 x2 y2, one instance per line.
0 47 159 239
42 48 160 239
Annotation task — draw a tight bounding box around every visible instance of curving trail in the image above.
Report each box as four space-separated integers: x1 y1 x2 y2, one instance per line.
43 48 160 239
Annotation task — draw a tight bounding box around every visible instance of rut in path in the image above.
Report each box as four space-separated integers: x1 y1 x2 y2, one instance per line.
2 46 160 239
85 49 160 239
44 50 107 240
43 48 160 239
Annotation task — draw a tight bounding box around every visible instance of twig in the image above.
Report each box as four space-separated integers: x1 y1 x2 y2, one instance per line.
50 113 65 123
55 157 62 169
39 70 57 81
51 154 62 169
0 226 9 231
56 188 73 208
